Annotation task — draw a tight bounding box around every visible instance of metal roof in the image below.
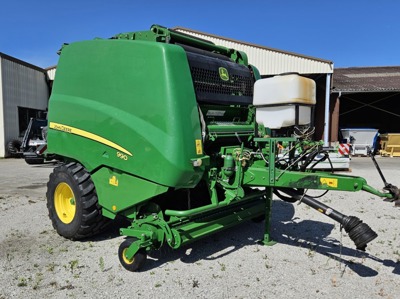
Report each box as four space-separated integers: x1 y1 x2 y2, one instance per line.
0 52 46 73
173 27 333 75
333 66 400 93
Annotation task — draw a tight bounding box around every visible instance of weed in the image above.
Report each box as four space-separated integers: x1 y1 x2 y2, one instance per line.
32 273 43 290
377 288 386 297
218 262 226 271
17 277 28 287
47 262 57 272
174 279 183 288
149 271 155 275
192 279 199 288
99 257 105 272
68 260 79 272
47 247 54 254
155 283 162 288
307 248 315 258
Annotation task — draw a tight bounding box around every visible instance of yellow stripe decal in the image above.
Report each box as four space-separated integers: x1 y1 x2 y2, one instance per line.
49 122 132 156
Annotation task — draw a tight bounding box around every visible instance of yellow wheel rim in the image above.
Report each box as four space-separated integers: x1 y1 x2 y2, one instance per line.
54 182 76 224
122 248 134 265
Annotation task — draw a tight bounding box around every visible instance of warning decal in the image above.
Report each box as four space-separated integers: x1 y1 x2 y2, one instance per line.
320 177 338 188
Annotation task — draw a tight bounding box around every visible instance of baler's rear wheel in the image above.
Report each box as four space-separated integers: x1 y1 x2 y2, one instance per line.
46 162 108 240
118 238 147 272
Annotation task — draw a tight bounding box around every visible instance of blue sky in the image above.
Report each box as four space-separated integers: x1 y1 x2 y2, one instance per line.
1 1 399 69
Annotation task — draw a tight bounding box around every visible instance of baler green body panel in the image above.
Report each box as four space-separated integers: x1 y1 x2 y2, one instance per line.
45 26 398 272
47 39 204 189
91 167 169 216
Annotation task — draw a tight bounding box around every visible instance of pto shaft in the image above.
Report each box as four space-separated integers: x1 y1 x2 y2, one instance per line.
277 188 378 251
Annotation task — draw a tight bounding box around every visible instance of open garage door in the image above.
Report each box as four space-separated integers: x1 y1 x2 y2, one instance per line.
339 92 400 133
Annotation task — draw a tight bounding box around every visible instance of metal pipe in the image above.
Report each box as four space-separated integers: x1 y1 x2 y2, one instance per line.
279 188 345 222
165 191 265 217
324 74 332 146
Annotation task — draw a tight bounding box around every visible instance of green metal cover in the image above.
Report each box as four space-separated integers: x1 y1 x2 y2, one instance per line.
47 39 204 189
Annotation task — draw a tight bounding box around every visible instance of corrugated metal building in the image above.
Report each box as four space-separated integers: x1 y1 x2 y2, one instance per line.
174 27 333 75
331 66 400 141
0 53 50 157
173 27 334 145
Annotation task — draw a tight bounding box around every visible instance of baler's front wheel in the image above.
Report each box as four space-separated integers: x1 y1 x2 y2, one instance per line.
47 162 108 240
118 238 147 272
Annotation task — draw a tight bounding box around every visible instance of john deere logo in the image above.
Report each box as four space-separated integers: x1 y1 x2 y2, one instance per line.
219 67 229 81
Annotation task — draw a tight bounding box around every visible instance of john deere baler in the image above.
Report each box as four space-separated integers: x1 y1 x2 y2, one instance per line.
46 25 399 271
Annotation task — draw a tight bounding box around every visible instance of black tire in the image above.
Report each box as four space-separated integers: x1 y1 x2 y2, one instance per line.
118 238 147 272
25 157 45 165
6 139 22 157
46 162 109 240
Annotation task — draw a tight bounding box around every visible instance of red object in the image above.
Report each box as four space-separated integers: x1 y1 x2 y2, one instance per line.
338 143 350 156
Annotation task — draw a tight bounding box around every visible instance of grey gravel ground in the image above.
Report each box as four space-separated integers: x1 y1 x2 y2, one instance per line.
0 157 399 299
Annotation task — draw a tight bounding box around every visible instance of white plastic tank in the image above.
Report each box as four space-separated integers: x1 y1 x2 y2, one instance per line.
253 74 316 129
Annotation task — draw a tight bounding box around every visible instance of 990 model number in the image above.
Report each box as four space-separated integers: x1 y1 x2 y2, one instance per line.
117 152 128 160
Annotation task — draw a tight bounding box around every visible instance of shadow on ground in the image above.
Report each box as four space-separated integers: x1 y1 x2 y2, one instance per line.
80 200 399 276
